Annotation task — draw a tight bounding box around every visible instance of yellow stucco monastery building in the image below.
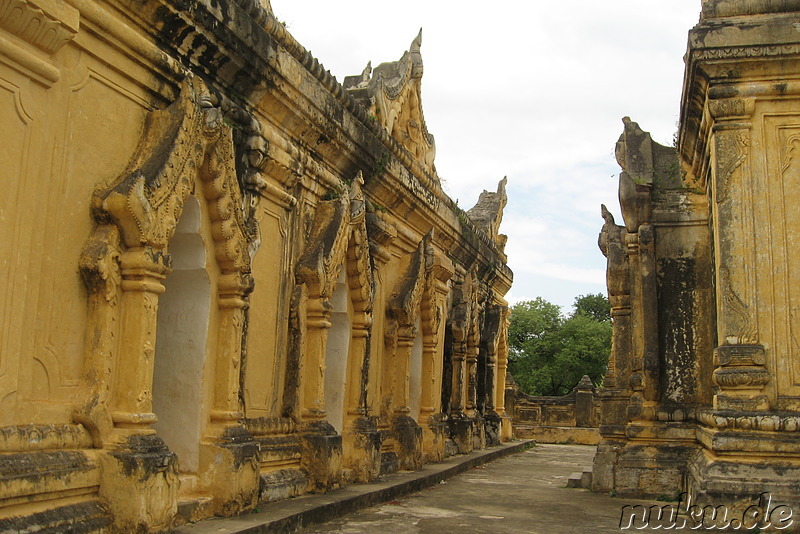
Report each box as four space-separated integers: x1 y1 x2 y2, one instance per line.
5 0 800 531
0 0 512 530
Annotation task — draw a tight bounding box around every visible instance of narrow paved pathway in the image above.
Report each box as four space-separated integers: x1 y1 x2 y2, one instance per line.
301 444 681 534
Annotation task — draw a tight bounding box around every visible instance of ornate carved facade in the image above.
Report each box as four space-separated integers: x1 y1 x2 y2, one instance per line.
0 1 511 531
594 0 800 512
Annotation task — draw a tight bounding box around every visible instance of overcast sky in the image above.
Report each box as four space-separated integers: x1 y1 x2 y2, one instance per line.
270 1 703 312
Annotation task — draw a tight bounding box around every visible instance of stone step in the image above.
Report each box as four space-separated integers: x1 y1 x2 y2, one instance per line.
566 466 593 489
0 500 112 533
177 496 213 525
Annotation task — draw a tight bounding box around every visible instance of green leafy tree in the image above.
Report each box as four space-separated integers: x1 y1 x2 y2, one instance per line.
508 295 612 396
572 293 612 322
508 297 562 349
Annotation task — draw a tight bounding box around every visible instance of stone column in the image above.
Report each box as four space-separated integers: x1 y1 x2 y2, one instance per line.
391 325 422 471
597 205 632 417
102 246 178 532
450 334 466 414
365 210 396 474
485 349 497 413
447 302 473 453
211 272 253 425
341 315 381 482
345 318 371 420
575 375 594 428
301 297 331 422
392 327 415 417
483 345 499 446
627 222 659 422
418 260 451 461
110 247 168 431
465 330 484 451
418 333 441 457
298 295 342 492
202 272 259 514
592 196 635 495
480 304 503 447
464 343 479 417
494 307 512 441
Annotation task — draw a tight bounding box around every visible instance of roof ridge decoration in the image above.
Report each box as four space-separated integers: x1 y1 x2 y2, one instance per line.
344 30 437 178
467 177 509 254
230 6 444 197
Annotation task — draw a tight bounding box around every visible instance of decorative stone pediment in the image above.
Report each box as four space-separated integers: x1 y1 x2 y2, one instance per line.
345 30 436 174
296 194 350 301
387 232 431 331
347 174 374 311
76 77 259 449
90 77 255 273
481 305 504 357
296 174 374 305
449 268 480 346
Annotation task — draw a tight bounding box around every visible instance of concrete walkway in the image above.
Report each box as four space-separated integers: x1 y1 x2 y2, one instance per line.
177 440 533 534
301 444 672 534
178 442 710 533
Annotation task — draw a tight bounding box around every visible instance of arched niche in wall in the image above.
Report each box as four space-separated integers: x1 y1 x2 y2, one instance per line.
385 232 439 420
76 78 258 457
445 269 479 417
153 195 211 473
324 268 352 433
289 172 374 427
409 315 423 422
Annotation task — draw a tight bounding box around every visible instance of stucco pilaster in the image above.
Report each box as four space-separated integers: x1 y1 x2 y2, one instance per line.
110 247 168 431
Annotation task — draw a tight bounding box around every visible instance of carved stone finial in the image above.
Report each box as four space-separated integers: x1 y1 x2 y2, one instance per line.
466 177 508 245
411 28 422 52
615 118 681 231
601 204 615 226
410 29 423 78
356 61 372 88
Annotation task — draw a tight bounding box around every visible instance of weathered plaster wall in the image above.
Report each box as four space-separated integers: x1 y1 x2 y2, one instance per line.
509 376 601 445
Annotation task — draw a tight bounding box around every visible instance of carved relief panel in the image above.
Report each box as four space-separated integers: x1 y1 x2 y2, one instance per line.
763 116 800 404
712 123 758 347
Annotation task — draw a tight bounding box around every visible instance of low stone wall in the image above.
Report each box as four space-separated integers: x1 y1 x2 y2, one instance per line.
507 376 600 445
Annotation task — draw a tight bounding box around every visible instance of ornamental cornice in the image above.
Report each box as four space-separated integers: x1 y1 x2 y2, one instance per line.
0 0 78 54
691 44 800 61
702 0 800 18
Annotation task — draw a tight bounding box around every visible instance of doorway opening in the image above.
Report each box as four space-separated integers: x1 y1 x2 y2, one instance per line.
153 195 211 476
324 268 351 433
409 315 423 421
